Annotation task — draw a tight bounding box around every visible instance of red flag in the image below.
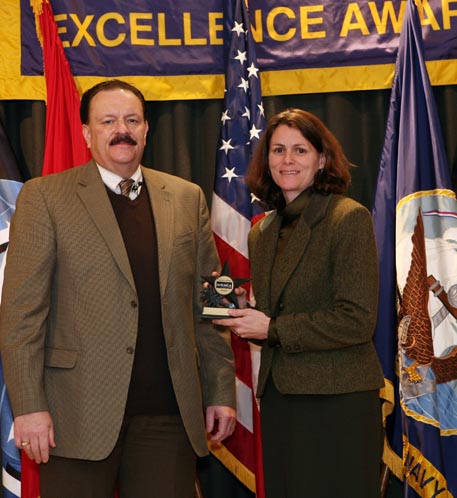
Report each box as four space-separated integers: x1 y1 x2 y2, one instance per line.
21 2 91 496
32 0 91 176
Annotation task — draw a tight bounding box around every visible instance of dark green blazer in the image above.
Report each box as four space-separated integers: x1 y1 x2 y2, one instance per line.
249 192 384 397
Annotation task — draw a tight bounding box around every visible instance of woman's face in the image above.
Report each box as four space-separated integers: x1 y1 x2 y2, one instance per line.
268 124 324 204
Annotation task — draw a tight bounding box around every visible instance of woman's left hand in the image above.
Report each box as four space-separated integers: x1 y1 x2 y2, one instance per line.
213 308 270 341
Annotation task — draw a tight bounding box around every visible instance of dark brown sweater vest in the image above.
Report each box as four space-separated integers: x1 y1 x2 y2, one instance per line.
107 186 179 415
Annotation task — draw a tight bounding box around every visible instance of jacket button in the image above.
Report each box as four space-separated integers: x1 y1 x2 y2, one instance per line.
279 303 284 310
130 301 138 308
126 347 134 354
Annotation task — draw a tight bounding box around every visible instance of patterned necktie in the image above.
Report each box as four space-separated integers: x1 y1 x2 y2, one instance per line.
119 178 134 197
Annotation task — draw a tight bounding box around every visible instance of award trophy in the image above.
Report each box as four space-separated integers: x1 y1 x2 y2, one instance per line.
201 262 249 318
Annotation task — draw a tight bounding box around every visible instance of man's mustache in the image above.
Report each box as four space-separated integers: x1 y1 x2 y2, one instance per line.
109 134 137 146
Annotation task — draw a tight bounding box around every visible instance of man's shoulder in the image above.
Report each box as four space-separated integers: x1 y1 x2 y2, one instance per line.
26 161 94 187
142 167 201 194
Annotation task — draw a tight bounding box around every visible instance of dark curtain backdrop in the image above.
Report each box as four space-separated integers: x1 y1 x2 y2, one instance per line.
2 86 457 210
1 86 457 498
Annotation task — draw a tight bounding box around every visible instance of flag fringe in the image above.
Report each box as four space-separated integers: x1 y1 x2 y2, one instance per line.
379 378 404 480
382 438 404 481
30 0 46 47
380 378 395 412
209 442 256 493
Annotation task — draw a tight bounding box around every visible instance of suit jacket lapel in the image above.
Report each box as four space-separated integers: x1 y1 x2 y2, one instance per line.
254 193 333 315
270 216 311 311
76 162 136 292
250 212 280 312
142 168 174 298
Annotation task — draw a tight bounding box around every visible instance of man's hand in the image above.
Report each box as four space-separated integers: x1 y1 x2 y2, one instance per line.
206 405 236 443
14 411 56 464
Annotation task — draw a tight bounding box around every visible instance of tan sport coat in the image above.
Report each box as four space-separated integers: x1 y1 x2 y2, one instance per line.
0 161 235 460
249 192 384 397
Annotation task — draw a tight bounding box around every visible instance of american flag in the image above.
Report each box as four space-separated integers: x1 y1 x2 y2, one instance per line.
210 0 266 496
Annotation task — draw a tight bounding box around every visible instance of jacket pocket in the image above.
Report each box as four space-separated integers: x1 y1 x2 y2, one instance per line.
174 230 195 247
44 347 78 368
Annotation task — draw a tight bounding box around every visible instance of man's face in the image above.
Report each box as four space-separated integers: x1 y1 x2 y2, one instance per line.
82 88 148 177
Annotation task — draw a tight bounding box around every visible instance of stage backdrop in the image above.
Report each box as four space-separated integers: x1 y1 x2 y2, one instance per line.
1 0 457 100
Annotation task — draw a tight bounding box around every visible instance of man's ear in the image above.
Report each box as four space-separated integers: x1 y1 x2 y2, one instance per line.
143 121 149 145
82 124 91 148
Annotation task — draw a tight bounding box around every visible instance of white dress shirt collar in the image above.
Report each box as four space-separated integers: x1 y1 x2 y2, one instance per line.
97 164 143 199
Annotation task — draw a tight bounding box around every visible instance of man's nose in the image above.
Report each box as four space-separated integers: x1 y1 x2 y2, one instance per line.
115 119 129 132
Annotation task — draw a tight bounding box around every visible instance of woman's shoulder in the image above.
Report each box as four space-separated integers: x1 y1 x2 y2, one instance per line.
248 210 277 244
327 194 370 216
319 194 373 231
253 210 277 230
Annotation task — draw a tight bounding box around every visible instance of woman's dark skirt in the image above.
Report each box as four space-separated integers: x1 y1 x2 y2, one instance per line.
260 377 383 498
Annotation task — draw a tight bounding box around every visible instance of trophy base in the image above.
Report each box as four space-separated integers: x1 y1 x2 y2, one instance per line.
201 306 233 319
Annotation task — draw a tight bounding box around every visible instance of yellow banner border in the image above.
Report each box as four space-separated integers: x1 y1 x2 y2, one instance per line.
3 60 457 102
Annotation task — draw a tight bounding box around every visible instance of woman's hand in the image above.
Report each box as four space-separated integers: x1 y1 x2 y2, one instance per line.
212 308 270 341
233 285 249 309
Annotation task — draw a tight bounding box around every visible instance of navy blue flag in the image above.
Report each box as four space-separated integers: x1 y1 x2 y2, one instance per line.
372 0 457 496
0 119 23 498
209 0 266 495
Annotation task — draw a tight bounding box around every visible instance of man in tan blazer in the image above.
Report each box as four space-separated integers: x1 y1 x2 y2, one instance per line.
0 80 236 498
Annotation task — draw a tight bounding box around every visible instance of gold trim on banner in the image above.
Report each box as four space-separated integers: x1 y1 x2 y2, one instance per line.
0 2 45 101
72 75 226 101
2 60 457 101
261 59 457 96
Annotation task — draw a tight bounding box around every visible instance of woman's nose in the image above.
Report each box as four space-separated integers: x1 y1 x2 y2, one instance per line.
284 150 294 163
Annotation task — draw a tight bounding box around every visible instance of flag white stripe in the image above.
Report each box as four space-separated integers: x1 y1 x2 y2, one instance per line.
211 193 250 259
235 377 254 433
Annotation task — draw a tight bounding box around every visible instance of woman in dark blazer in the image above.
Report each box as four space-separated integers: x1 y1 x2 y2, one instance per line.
213 108 384 498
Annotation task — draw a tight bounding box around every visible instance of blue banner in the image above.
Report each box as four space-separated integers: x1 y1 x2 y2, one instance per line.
251 0 457 70
21 0 225 77
2 0 457 99
20 0 457 76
